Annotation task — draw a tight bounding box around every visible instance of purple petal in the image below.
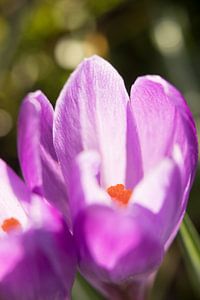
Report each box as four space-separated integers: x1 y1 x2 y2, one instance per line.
54 55 129 188
74 205 163 286
0 200 77 300
0 159 30 232
0 236 23 281
18 91 70 222
130 76 198 189
69 151 111 220
125 103 143 188
130 76 198 247
131 157 182 245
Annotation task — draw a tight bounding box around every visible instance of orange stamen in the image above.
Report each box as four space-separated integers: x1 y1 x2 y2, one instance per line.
107 184 132 206
1 217 21 233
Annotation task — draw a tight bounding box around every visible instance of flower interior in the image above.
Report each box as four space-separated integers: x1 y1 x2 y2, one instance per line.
107 184 132 206
1 217 22 233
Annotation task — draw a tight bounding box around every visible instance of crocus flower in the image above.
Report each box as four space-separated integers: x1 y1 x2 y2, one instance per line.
0 159 76 300
51 55 198 299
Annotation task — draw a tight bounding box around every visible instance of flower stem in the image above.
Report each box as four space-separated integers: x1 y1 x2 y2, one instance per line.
104 281 149 300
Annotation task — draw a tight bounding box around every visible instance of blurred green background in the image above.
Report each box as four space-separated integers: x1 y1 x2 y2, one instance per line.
0 0 199 299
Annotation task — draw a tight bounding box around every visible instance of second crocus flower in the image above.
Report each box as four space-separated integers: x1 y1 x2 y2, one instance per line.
0 159 76 300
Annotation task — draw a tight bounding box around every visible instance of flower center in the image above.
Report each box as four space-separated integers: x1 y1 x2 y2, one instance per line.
107 184 132 206
1 217 22 233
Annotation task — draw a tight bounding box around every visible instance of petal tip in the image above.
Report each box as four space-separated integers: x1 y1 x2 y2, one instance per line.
83 54 106 64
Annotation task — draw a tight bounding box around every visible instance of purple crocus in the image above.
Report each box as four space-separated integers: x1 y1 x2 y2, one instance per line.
0 160 76 300
51 55 198 299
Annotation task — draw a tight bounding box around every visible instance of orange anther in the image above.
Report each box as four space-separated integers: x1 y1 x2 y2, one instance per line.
1 217 21 233
107 184 132 206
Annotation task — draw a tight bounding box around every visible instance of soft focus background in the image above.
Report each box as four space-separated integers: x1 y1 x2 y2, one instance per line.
0 0 199 299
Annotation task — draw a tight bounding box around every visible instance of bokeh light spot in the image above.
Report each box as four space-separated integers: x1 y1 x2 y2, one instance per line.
54 33 109 69
151 18 184 55
0 109 13 137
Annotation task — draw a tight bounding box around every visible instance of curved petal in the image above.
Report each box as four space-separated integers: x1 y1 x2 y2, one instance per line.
74 205 163 287
54 55 129 188
130 76 198 189
131 157 182 246
0 235 23 281
18 91 70 222
69 150 111 220
0 201 77 300
0 159 29 232
18 91 51 192
125 103 143 188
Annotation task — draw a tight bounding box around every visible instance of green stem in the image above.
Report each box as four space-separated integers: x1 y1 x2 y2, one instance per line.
104 281 149 300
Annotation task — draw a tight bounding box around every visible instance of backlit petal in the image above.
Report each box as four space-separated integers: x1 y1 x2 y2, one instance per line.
18 91 69 222
54 56 129 188
130 75 198 188
0 159 29 232
0 201 76 300
131 157 182 245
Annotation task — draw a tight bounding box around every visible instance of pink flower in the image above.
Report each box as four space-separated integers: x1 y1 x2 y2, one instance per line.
0 160 76 300
18 55 198 299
